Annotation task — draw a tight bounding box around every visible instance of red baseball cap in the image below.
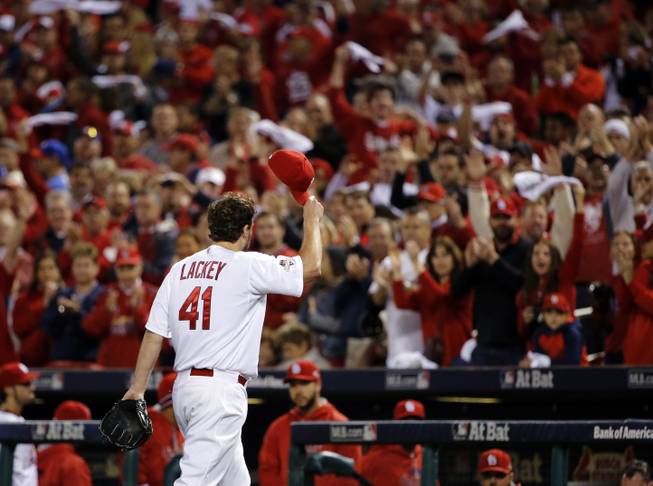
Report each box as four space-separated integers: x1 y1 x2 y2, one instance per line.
490 197 517 218
116 247 142 266
166 134 199 154
478 449 512 474
418 182 447 203
268 150 315 206
157 372 176 410
0 362 39 388
542 292 572 316
81 195 107 210
285 360 321 383
393 400 425 420
54 400 92 420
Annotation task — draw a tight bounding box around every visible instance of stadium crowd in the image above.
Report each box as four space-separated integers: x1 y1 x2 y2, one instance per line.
0 0 650 372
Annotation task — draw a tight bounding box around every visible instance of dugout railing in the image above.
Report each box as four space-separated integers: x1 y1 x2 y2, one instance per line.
289 419 653 486
0 420 140 485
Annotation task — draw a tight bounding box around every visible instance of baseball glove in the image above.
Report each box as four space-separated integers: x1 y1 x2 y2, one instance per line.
99 399 153 450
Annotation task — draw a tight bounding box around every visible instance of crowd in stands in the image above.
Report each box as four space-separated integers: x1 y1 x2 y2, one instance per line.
0 0 651 370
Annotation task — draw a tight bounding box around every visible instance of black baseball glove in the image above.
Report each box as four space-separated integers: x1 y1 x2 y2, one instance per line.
99 399 153 450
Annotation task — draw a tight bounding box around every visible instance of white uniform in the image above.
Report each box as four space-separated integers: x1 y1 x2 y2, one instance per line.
0 410 38 486
146 245 304 486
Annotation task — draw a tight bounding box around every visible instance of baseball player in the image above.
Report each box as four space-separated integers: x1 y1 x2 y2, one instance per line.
0 362 39 486
121 189 323 485
477 449 521 486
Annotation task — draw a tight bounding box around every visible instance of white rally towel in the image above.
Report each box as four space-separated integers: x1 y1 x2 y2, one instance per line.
251 119 314 153
29 0 121 15
209 12 254 35
25 111 78 129
513 171 581 201
346 41 385 74
92 75 147 98
483 10 540 44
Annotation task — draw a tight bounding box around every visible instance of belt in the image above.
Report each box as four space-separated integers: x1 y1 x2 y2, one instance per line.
190 367 247 386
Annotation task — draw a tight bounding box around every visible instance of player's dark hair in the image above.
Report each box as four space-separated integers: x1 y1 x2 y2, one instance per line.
208 192 256 243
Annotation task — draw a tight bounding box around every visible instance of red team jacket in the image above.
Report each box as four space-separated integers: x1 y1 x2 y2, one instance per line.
258 401 362 486
37 444 92 486
618 260 653 365
361 444 422 486
137 409 184 486
81 282 157 367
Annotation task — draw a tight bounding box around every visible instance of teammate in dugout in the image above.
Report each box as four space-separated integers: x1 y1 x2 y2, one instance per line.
0 362 39 486
478 448 521 486
120 163 323 485
258 359 362 486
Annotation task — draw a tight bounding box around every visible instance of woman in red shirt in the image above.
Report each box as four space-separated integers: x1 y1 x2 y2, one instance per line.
12 251 62 366
391 236 473 366
516 186 585 340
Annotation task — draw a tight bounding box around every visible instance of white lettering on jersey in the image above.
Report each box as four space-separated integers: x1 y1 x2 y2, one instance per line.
363 132 401 152
145 246 303 377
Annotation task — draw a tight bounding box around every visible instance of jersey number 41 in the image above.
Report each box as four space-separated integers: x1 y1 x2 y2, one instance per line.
178 286 213 330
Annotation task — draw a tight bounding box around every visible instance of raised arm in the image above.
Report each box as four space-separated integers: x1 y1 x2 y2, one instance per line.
299 197 324 282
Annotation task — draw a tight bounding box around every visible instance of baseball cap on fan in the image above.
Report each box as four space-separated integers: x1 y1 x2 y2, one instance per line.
285 360 321 382
490 196 517 218
54 400 92 420
268 150 315 206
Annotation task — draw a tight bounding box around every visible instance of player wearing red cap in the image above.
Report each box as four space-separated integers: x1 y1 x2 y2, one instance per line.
137 373 183 486
0 362 39 486
477 449 521 486
361 399 425 486
122 186 323 485
258 360 362 486
38 400 92 486
82 246 157 367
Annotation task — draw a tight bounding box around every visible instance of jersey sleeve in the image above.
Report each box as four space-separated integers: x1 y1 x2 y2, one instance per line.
248 253 304 297
145 269 174 338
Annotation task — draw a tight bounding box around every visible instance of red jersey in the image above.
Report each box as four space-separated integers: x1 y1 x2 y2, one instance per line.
535 65 605 120
576 193 611 283
38 444 91 486
361 445 422 486
347 9 412 57
258 401 362 486
486 84 538 135
137 409 184 486
621 260 653 365
326 87 418 180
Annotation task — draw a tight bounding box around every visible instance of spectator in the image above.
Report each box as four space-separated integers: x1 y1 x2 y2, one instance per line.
528 292 587 366
361 399 425 485
258 360 362 486
72 126 102 165
259 328 278 368
82 247 157 368
485 56 537 135
12 251 62 366
35 140 71 191
139 103 179 165
111 122 157 172
137 373 184 486
370 208 431 363
174 228 202 263
536 38 606 120
0 362 38 486
40 242 104 362
254 211 306 329
477 448 520 486
392 236 473 366
124 190 177 286
105 180 132 230
38 400 93 486
275 321 330 369
304 94 347 169
327 45 421 182
453 194 529 365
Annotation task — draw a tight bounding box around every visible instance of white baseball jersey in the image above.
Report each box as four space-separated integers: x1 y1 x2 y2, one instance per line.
146 245 304 377
0 410 38 486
